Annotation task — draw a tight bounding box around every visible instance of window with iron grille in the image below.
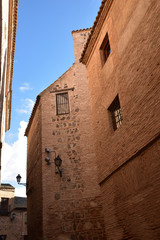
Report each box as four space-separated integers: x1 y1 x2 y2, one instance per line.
100 33 111 65
56 93 69 115
108 95 123 130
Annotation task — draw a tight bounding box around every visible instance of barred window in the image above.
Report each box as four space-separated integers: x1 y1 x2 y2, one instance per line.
108 95 123 130
56 93 69 115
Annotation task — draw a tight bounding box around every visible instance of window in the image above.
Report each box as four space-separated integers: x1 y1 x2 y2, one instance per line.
25 214 27 224
0 235 7 240
0 198 9 215
1 198 8 211
100 33 111 65
108 95 123 130
56 93 69 115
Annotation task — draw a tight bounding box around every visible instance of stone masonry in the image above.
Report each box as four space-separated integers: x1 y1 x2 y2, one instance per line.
0 184 27 239
25 29 106 240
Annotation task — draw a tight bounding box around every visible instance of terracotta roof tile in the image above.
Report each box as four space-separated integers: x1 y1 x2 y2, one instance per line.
72 28 92 34
0 183 15 189
14 197 27 208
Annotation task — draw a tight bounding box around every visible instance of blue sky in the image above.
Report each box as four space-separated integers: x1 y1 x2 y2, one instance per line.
6 0 101 144
2 0 102 196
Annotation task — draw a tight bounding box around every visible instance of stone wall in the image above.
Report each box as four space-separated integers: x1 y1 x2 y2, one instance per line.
84 0 160 239
0 210 27 239
26 29 106 240
41 30 106 240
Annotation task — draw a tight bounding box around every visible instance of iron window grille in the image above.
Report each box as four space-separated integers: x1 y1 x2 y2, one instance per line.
100 33 111 65
108 95 123 130
56 93 69 115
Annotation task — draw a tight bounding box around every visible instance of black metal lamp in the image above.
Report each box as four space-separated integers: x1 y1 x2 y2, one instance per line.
45 149 62 177
54 155 62 167
16 174 27 186
16 174 21 183
54 155 62 177
45 157 50 164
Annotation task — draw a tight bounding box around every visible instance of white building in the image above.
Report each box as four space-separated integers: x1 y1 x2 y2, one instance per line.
0 0 18 184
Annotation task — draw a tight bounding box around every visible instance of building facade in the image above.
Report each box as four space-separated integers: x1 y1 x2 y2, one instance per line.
25 29 106 240
81 0 160 239
0 184 27 240
0 0 18 184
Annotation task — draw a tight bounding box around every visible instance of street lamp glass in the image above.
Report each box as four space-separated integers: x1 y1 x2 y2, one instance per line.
16 174 22 183
54 155 62 167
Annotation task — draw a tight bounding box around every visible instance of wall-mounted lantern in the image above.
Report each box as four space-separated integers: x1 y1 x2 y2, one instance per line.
45 148 62 177
16 174 27 186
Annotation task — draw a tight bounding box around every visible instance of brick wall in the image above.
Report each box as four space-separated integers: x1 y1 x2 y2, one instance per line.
84 0 160 239
101 137 160 239
26 103 43 240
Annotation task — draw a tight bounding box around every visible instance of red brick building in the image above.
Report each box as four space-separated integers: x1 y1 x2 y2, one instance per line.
25 29 106 240
81 0 160 239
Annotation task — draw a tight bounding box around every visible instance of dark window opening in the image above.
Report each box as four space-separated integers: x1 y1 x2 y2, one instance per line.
56 93 69 115
1 198 8 210
100 33 111 65
0 198 9 215
108 95 123 130
0 235 7 240
25 214 27 224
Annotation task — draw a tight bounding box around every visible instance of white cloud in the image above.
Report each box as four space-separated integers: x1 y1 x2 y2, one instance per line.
16 98 35 115
15 187 26 197
25 98 35 111
19 83 32 92
1 121 28 197
16 109 28 114
5 132 17 141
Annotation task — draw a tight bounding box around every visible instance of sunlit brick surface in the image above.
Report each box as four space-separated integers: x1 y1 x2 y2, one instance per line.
84 0 160 239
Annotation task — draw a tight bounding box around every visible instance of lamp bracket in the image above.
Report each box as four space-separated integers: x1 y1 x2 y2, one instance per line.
18 182 27 187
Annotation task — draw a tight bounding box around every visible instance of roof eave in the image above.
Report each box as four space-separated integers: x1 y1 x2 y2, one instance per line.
80 0 113 65
5 0 19 131
24 95 41 137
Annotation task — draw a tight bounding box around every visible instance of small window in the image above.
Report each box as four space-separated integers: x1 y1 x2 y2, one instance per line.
25 213 27 224
56 93 69 115
108 95 123 130
0 235 7 240
100 33 111 65
1 198 8 210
